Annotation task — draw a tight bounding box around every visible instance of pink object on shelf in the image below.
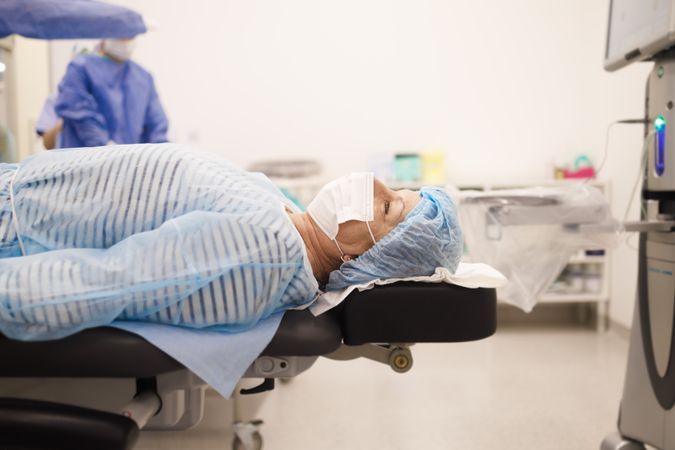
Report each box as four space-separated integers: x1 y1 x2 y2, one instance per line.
563 167 596 179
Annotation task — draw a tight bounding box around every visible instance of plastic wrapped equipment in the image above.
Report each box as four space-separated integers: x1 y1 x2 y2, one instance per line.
457 183 620 312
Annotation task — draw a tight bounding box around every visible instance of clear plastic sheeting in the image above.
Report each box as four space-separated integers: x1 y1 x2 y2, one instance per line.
457 183 620 312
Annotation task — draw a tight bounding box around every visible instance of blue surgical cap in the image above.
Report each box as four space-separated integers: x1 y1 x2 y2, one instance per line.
325 186 463 291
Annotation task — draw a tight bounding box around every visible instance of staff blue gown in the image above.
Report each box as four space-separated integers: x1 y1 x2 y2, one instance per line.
0 144 319 340
55 54 169 148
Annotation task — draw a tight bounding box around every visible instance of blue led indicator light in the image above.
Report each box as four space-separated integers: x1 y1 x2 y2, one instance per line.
655 115 666 176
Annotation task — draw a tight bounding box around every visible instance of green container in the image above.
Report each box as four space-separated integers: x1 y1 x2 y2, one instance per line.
394 153 421 182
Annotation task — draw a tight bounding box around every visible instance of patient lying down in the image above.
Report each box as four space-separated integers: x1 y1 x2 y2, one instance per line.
0 144 462 340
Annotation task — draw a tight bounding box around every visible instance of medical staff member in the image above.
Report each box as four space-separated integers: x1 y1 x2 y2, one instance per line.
55 38 168 148
35 93 62 150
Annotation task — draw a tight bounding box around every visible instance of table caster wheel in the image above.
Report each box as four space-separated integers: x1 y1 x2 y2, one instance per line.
388 347 413 373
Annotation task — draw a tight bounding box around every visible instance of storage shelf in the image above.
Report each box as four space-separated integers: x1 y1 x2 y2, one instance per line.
568 255 606 264
539 293 609 303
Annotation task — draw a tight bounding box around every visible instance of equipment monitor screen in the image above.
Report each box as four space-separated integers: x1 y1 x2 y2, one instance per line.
605 0 675 71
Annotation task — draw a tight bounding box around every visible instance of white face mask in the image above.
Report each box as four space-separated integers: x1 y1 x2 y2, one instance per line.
103 39 136 61
307 172 377 260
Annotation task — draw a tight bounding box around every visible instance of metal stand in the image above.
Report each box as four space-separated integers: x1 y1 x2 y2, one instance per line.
326 343 414 373
601 431 647 450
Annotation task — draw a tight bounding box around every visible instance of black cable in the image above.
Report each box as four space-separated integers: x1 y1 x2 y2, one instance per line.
594 118 650 179
615 119 650 124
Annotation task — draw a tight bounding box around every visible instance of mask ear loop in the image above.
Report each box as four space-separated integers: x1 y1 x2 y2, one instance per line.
365 221 377 245
333 239 347 263
335 221 376 264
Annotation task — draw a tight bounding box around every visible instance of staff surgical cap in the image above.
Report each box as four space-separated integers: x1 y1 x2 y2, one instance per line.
326 186 463 291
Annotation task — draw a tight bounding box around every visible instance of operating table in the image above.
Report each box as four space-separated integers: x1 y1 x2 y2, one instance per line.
0 281 496 450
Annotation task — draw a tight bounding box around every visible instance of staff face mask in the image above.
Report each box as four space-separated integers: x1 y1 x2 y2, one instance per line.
307 172 377 261
103 39 136 61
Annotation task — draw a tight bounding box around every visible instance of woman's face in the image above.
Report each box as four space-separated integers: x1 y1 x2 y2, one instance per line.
335 179 421 256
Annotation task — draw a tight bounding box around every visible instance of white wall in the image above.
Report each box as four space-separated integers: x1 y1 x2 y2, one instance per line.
53 0 651 328
5 36 49 159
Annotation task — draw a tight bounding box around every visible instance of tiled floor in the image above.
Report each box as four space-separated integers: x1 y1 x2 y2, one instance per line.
137 320 630 450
